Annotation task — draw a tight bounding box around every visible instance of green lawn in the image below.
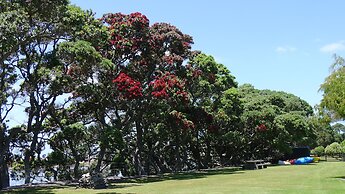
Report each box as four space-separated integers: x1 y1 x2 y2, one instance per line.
4 162 345 194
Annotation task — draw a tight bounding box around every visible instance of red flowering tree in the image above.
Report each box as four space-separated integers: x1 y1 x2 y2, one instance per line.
52 10 245 176
62 11 242 176
98 12 195 174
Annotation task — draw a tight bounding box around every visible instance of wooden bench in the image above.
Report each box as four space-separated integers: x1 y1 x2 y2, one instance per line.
243 160 269 170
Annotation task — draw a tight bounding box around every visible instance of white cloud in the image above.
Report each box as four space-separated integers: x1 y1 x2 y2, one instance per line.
275 46 296 54
320 41 345 53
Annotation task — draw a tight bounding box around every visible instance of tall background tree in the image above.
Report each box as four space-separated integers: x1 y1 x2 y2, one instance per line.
316 54 345 155
320 55 345 121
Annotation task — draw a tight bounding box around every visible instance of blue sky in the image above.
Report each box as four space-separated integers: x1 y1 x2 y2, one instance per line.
69 0 345 107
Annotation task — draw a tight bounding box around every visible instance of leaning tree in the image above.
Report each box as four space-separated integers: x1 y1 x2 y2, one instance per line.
1 0 106 185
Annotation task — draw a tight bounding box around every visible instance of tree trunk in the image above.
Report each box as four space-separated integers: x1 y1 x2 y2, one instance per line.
205 138 211 168
24 149 31 184
73 159 80 180
49 168 58 181
0 153 10 189
145 138 153 175
182 146 188 170
67 139 81 179
191 132 203 169
134 120 145 176
23 130 39 184
0 126 21 189
174 132 182 172
94 144 105 173
153 154 170 174
94 111 109 174
0 130 10 189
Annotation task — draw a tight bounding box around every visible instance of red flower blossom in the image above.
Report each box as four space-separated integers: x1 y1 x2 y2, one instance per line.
170 110 195 130
150 72 189 102
102 12 150 55
257 124 267 132
112 72 143 99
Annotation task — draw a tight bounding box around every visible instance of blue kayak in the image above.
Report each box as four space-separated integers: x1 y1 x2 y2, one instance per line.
294 157 314 164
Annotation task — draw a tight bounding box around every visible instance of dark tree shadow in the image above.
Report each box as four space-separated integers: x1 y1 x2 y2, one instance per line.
331 176 345 179
1 186 64 194
2 167 243 193
108 167 243 186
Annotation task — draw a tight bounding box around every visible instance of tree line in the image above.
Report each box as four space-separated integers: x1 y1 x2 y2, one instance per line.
1 0 344 189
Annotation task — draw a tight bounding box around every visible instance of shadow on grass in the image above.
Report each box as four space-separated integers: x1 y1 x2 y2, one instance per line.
2 167 243 193
2 185 136 194
1 186 65 194
266 163 318 168
331 176 345 180
109 167 243 186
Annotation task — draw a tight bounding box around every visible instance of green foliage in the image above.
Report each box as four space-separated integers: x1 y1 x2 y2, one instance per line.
46 150 66 166
275 113 312 145
341 140 345 148
331 123 345 142
184 53 242 165
0 0 109 184
320 55 345 120
325 142 344 156
62 5 108 45
238 84 316 160
311 146 325 156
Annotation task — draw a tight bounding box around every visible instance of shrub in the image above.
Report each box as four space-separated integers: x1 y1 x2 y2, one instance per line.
311 146 325 156
325 142 344 157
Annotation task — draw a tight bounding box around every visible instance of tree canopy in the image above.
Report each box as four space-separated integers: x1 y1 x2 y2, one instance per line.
238 84 315 160
0 0 321 189
320 55 345 120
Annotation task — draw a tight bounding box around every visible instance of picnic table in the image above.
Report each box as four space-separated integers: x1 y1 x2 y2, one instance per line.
243 160 268 170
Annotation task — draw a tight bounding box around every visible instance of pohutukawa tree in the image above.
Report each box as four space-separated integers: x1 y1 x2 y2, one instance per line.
1 1 319 186
184 53 241 167
0 2 21 186
100 12 195 175
1 0 107 185
238 84 315 160
1 0 73 186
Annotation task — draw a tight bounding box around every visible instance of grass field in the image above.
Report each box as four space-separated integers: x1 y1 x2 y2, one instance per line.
3 161 345 194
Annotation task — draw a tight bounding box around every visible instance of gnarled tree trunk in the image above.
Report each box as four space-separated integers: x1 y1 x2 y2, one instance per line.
0 149 10 189
134 120 145 176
